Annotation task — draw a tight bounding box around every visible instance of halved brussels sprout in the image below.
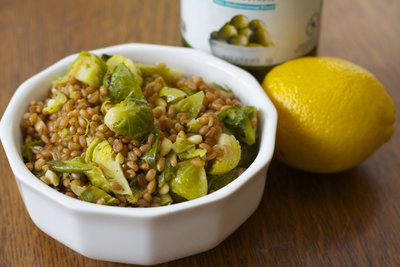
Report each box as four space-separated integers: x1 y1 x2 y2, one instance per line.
178 148 207 160
103 63 144 103
22 140 44 162
137 63 182 84
159 87 187 103
159 193 173 206
80 185 118 205
91 140 132 196
208 133 241 175
172 131 195 154
141 129 160 169
43 92 67 114
49 156 112 193
57 51 107 87
105 55 143 86
208 83 231 92
169 159 207 200
217 106 257 145
157 152 177 188
208 168 240 193
238 142 259 168
104 98 154 139
175 91 204 119
126 185 147 204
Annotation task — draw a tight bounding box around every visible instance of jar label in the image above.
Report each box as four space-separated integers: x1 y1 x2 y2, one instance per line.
181 0 322 66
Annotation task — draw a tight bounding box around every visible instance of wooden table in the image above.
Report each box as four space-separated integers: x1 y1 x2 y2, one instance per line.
1 0 399 266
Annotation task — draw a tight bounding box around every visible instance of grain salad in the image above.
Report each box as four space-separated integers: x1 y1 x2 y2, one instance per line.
20 52 259 207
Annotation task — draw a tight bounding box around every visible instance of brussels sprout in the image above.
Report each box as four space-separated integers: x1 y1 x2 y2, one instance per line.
22 140 44 162
61 51 107 87
104 98 154 139
218 23 238 39
100 97 112 115
218 106 257 145
49 157 92 173
172 131 195 154
178 86 195 96
101 54 112 62
137 63 182 84
159 193 173 206
238 142 259 168
49 156 112 193
103 63 144 103
178 148 207 160
229 34 249 46
141 129 160 169
208 168 240 193
80 185 119 206
175 91 204 119
105 55 143 86
126 185 147 204
85 138 102 162
169 159 207 200
43 92 67 114
70 182 87 196
91 140 132 196
159 87 188 103
249 19 267 31
208 133 241 175
83 164 112 193
157 152 177 188
230 14 250 30
208 83 231 92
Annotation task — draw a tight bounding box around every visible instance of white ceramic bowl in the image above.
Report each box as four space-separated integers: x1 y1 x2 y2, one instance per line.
0 43 277 265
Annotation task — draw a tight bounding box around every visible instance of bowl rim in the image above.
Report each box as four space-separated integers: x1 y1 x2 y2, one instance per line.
0 43 277 218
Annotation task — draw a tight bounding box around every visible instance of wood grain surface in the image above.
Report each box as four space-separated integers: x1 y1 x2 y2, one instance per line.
1 0 399 266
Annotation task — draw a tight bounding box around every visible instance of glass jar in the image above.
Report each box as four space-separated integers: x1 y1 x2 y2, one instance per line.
181 0 322 82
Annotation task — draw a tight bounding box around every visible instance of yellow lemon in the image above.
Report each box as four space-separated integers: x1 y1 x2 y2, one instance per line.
262 57 395 173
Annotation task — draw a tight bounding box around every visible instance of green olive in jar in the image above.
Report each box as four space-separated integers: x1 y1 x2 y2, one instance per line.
248 43 263 47
230 14 250 30
218 23 238 39
239 28 253 39
216 38 227 43
229 34 249 46
250 29 273 46
210 31 219 40
249 19 267 31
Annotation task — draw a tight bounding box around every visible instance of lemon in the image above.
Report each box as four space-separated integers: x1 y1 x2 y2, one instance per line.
262 57 395 173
